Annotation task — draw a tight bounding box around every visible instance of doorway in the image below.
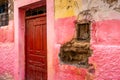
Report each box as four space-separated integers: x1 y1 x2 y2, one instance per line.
25 6 47 80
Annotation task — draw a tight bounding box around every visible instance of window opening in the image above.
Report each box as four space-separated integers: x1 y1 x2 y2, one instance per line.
76 21 90 41
0 0 8 27
26 6 46 17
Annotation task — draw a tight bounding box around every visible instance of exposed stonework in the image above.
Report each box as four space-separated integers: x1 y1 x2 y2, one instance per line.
102 0 118 5
59 39 92 68
59 20 92 68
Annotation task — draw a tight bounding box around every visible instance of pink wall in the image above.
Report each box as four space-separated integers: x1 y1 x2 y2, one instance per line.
90 20 120 80
0 21 14 42
54 17 120 80
0 20 15 79
0 43 15 77
2 0 119 80
54 16 88 80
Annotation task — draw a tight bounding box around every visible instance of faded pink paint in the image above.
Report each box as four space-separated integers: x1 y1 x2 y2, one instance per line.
90 45 120 80
0 20 14 42
92 20 120 45
0 20 15 79
0 43 15 76
90 19 120 80
54 17 120 80
53 44 87 80
54 17 87 80
55 16 76 44
1 0 120 80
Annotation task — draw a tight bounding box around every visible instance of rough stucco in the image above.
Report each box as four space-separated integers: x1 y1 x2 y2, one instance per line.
54 16 88 80
91 20 120 45
90 19 120 80
88 0 120 79
90 45 120 80
1 0 120 80
0 20 14 79
0 2 14 78
55 16 76 44
55 0 120 80
53 44 87 80
0 43 15 79
82 0 120 21
55 0 82 19
0 21 14 42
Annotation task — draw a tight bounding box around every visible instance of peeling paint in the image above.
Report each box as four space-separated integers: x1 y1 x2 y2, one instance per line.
55 0 82 18
81 0 120 21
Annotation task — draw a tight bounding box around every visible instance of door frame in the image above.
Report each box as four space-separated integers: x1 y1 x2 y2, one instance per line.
25 2 47 80
17 1 47 80
15 0 54 80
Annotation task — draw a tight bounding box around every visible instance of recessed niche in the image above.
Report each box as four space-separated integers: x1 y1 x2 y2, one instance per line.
59 19 92 68
76 20 90 41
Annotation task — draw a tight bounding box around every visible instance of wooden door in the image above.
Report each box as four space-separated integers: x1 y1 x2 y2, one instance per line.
25 14 47 80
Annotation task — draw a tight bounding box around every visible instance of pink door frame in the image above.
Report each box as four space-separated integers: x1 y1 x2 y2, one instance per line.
14 0 55 80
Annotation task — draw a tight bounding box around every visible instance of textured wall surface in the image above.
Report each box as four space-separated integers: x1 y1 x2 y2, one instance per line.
1 0 120 80
0 2 14 78
55 0 120 80
90 45 120 80
54 0 87 80
54 17 88 80
90 20 120 80
92 20 120 45
0 21 14 42
0 43 15 79
89 0 120 79
55 0 82 19
0 20 15 79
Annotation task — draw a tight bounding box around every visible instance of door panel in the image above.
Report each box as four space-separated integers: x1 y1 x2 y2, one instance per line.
26 14 47 80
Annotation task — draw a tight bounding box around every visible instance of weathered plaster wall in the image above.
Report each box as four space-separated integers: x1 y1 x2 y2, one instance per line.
87 0 120 79
0 1 15 79
0 43 15 79
0 19 15 79
90 20 120 80
3 0 120 80
55 0 120 80
0 21 14 42
54 0 87 80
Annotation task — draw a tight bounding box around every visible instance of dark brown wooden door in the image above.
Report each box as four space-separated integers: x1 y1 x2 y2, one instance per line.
25 14 47 80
